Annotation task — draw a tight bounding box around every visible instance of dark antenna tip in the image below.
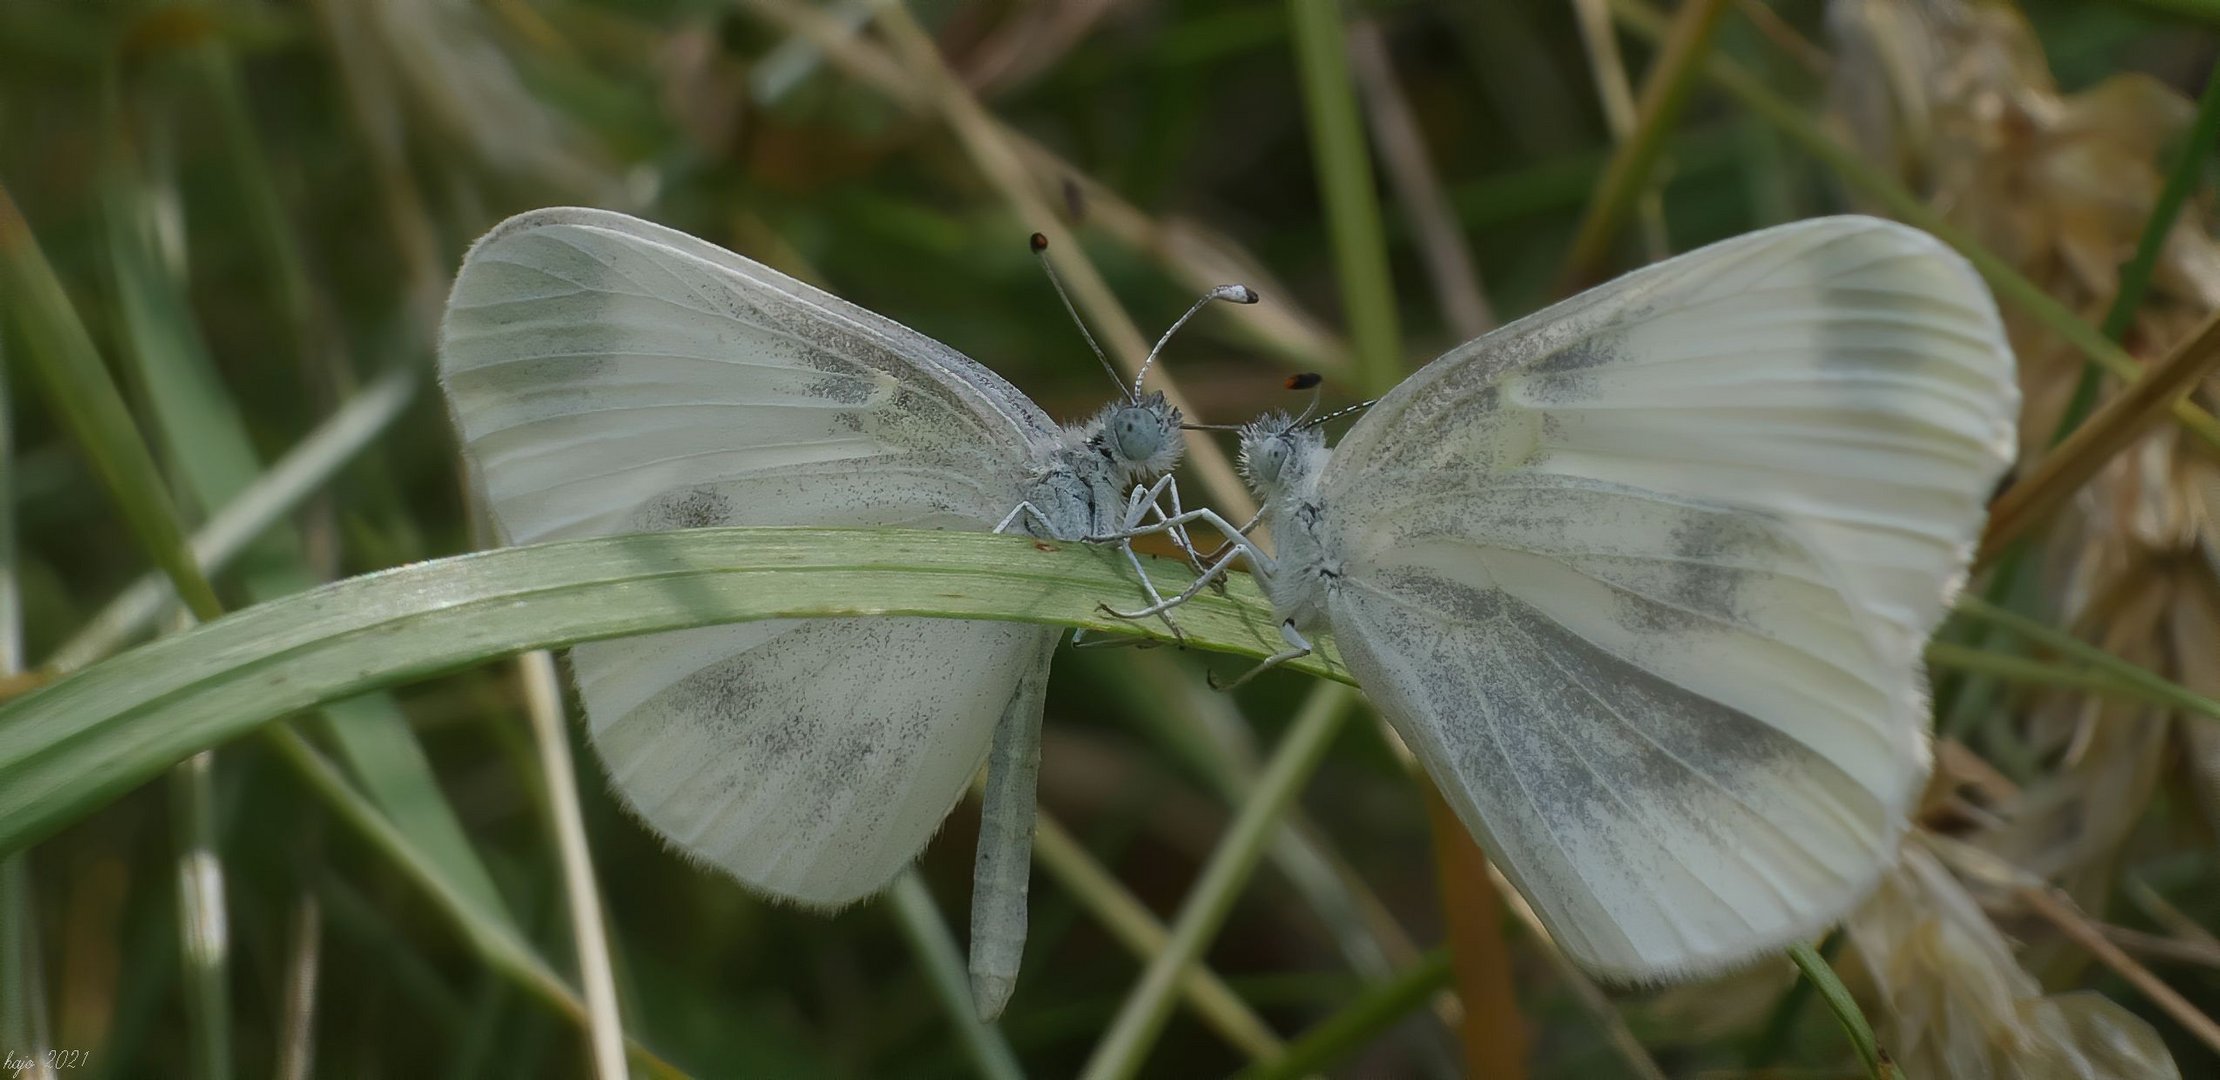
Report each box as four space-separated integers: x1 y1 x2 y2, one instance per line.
1285 372 1323 391
1032 232 1126 401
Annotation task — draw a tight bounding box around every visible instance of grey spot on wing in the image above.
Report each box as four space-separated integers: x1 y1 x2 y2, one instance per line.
802 367 878 407
1499 594 1810 800
1339 564 1872 859
824 728 879 779
1610 509 1780 635
628 618 1006 864
633 485 737 530
1526 332 1627 375
1520 370 1601 406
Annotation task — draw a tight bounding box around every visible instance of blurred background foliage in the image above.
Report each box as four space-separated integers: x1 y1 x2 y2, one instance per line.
4 0 2220 1076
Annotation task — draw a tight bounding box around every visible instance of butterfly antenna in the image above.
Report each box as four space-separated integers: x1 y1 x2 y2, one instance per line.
1286 372 1324 424
1032 233 1128 401
1180 421 1247 431
1299 396 1380 431
1133 283 1259 398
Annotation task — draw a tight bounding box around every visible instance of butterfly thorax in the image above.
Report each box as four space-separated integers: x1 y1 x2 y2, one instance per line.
1013 454 1115 540
1263 485 1337 631
1239 416 1338 630
1010 391 1185 540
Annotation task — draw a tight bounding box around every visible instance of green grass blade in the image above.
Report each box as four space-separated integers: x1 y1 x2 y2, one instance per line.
49 371 416 672
887 872 1026 1080
0 527 1344 856
1788 941 1890 1079
0 184 222 621
1745 930 1836 1069
186 45 318 367
260 727 685 1078
100 168 511 925
1924 641 2220 720
1289 0 1402 391
1951 597 2220 724
1233 950 1452 1080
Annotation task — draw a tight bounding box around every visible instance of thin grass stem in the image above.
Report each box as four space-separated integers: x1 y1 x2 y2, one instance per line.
1788 941 1891 1080
1232 949 1453 1080
1290 0 1403 390
1982 308 2220 564
169 750 233 1080
887 873 1026 1080
2018 885 2220 1056
0 363 52 1080
1558 0 1730 289
275 893 321 1080
1951 598 2220 724
1032 810 1284 1060
869 0 1256 519
519 650 627 1080
1078 685 1354 1080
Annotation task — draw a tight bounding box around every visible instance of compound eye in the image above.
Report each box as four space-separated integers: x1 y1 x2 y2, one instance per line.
1113 412 1163 460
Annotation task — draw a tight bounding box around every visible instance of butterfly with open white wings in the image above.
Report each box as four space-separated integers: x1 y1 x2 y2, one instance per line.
1129 215 2018 981
438 207 1243 1018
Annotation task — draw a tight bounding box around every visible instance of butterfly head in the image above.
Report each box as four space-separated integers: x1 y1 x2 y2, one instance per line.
1089 390 1184 482
1237 411 1326 500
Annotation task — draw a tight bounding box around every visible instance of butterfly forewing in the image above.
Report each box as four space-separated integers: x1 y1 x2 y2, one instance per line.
439 207 1062 905
1317 216 2017 979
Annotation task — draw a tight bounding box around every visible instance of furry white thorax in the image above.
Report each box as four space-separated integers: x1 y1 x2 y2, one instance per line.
1015 390 1185 540
1237 412 1337 630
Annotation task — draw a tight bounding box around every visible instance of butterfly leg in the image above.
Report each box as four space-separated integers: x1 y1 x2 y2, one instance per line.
1096 542 1252 620
1069 627 1159 649
1107 536 1189 642
1109 475 1212 576
992 500 1059 537
1091 506 1274 573
1091 506 1275 624
1132 475 1212 574
1190 506 1264 595
1207 620 1313 692
1078 475 1198 640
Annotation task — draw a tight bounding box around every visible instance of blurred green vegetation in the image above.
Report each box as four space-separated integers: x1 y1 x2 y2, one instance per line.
3 0 2219 1077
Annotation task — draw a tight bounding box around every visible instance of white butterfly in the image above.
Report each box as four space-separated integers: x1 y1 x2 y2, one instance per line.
1132 216 2019 980
438 207 1243 1018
